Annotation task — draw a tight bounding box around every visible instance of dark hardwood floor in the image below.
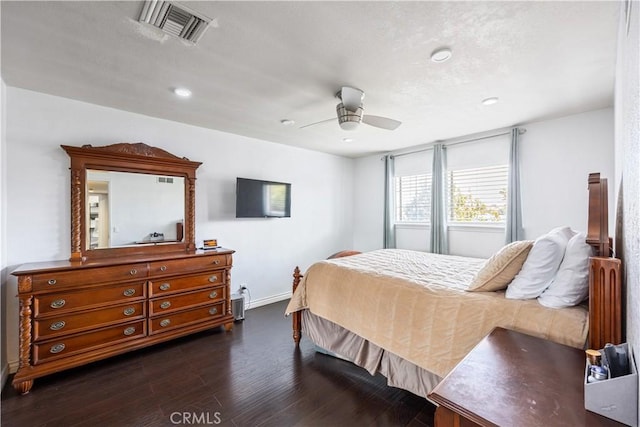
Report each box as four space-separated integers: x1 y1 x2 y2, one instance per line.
1 301 435 427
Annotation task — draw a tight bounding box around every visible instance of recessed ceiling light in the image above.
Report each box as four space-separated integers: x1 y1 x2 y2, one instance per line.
342 137 354 143
481 97 499 106
173 87 192 98
280 119 295 126
430 47 452 63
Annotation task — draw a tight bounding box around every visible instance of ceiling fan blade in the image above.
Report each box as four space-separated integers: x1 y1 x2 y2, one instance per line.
299 117 335 129
341 86 364 111
362 115 402 130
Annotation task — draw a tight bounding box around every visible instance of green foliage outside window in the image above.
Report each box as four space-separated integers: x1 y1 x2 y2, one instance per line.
449 185 506 222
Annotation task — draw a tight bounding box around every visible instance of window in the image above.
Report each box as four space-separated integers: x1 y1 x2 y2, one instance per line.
448 165 508 223
395 174 431 222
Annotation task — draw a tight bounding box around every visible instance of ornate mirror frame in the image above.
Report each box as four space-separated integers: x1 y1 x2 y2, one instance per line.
62 143 202 262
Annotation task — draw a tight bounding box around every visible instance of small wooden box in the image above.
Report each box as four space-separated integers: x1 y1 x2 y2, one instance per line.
585 345 638 426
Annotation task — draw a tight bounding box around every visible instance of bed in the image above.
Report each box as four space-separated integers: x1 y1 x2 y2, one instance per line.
285 173 622 398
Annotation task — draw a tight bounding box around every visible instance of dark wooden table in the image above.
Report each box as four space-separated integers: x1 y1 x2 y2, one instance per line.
428 327 623 426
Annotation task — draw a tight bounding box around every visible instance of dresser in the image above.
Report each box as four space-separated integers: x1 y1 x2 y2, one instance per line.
428 327 622 426
11 249 235 394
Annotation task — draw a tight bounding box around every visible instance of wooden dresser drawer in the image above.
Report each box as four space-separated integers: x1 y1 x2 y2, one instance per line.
34 283 146 317
33 320 146 365
149 286 226 316
31 263 148 292
34 302 146 341
149 302 225 335
149 254 230 277
149 272 224 297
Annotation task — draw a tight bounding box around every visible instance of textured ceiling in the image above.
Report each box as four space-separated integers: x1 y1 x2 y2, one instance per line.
1 1 619 157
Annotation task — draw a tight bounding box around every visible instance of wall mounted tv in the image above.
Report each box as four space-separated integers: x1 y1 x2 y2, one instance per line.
236 177 291 218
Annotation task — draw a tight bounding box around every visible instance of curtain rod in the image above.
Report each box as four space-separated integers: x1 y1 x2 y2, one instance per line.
389 128 526 160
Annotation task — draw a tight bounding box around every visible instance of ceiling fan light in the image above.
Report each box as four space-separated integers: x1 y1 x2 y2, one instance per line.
336 103 363 131
340 121 359 131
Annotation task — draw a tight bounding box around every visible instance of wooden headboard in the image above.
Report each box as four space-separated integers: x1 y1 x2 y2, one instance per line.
586 173 622 349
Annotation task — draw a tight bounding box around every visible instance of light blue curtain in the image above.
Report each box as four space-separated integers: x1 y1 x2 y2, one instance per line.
430 144 448 254
383 154 396 248
505 128 524 243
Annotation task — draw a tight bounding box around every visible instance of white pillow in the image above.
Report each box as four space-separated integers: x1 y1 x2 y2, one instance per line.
538 232 594 308
505 226 576 300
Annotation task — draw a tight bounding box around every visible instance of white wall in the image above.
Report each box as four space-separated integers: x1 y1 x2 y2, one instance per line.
353 108 615 258
353 154 385 251
3 87 354 369
613 1 639 420
520 109 615 238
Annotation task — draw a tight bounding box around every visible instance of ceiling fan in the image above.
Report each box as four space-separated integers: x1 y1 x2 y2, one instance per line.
301 86 402 131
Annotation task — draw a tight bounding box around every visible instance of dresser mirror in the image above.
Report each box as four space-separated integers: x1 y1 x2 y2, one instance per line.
86 170 185 249
63 143 202 262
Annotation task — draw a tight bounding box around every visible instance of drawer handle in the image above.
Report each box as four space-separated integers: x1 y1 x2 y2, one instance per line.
209 307 218 315
160 265 167 272
50 299 66 309
160 301 171 309
123 327 136 336
123 307 136 316
123 288 136 297
50 343 65 354
50 321 66 331
130 269 138 275
209 291 218 299
213 260 221 265
48 279 57 285
159 283 171 291
160 319 171 327
208 276 218 283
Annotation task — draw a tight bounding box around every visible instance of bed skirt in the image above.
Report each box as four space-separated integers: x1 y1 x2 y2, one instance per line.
302 310 442 399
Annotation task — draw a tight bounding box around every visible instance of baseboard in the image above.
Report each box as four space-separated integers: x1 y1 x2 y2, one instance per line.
245 291 291 310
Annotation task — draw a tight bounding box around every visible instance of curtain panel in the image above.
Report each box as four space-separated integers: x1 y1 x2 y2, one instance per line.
383 154 396 248
430 144 449 254
505 128 524 243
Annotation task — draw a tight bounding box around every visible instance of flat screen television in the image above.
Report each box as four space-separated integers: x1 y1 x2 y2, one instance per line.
236 177 291 218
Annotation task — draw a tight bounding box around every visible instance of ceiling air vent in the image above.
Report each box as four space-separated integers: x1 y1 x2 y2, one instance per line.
139 1 211 44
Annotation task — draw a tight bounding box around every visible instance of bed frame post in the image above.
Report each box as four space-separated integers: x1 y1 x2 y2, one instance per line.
292 266 303 345
589 257 622 349
290 251 361 345
586 172 622 350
